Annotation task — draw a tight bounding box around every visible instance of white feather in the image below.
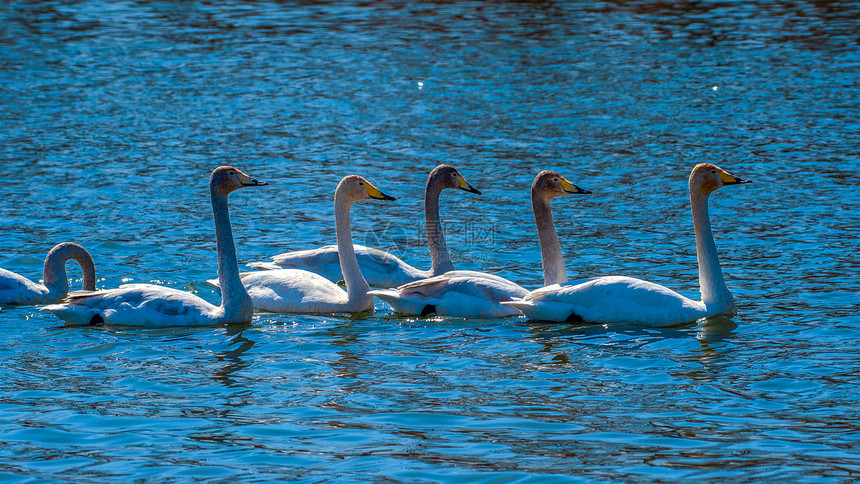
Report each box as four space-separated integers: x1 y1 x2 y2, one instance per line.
503 276 707 327
43 284 226 327
248 244 425 288
369 270 529 318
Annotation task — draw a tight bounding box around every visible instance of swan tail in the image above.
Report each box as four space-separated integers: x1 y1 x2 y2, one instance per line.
501 299 574 322
41 303 103 326
368 289 429 315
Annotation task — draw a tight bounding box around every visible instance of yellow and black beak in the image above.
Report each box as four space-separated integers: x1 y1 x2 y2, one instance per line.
238 173 269 187
364 181 396 201
718 170 752 185
457 174 482 195
560 177 591 195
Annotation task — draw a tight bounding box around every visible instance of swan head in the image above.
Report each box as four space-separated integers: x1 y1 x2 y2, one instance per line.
210 166 268 195
429 164 481 195
689 163 751 195
532 170 591 201
337 175 397 203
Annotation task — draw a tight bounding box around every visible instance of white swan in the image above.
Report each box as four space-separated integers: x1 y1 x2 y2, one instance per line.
502 163 751 326
368 171 591 318
213 175 396 313
247 165 480 287
42 166 268 326
0 242 96 305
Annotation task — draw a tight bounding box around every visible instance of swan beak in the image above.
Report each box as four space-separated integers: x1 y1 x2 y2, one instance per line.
718 170 752 185
457 174 482 195
560 178 591 195
364 181 397 201
238 173 269 186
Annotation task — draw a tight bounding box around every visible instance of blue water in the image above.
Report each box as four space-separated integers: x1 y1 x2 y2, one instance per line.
2 0 859 481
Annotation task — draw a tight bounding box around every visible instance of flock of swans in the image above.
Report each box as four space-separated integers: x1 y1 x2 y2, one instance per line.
0 163 751 328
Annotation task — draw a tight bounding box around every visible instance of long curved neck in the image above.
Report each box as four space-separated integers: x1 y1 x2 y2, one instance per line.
690 190 731 307
43 243 96 295
211 188 252 319
335 193 371 304
532 191 567 286
425 179 454 275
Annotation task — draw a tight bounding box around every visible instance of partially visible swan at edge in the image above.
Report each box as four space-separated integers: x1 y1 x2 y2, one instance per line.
42 166 268 326
502 163 751 326
369 171 591 318
0 242 96 305
212 175 396 313
247 164 481 287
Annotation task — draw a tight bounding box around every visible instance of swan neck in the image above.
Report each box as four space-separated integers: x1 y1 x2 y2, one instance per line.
532 191 567 286
690 190 731 307
335 194 371 303
211 187 252 319
43 243 96 295
425 181 454 275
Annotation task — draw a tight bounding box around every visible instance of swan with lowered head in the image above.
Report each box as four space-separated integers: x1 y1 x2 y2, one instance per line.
369 171 591 318
247 165 480 287
502 163 751 326
213 175 396 313
42 166 267 326
0 242 96 305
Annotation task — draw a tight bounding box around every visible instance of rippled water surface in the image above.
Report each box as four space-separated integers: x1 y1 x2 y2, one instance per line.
1 1 859 481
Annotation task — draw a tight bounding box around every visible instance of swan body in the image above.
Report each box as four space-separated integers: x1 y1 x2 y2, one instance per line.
503 163 751 326
43 283 242 327
368 171 591 318
248 165 480 287
504 276 706 326
43 166 267 327
0 242 96 305
369 270 530 318
250 244 425 288
213 175 396 314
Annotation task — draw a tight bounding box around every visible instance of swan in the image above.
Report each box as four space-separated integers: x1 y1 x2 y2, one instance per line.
212 175 396 313
0 242 96 305
502 163 751 326
42 166 267 326
247 165 480 287
368 171 591 318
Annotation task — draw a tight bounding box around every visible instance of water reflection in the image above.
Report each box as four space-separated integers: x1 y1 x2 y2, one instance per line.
212 324 255 388
696 314 738 343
